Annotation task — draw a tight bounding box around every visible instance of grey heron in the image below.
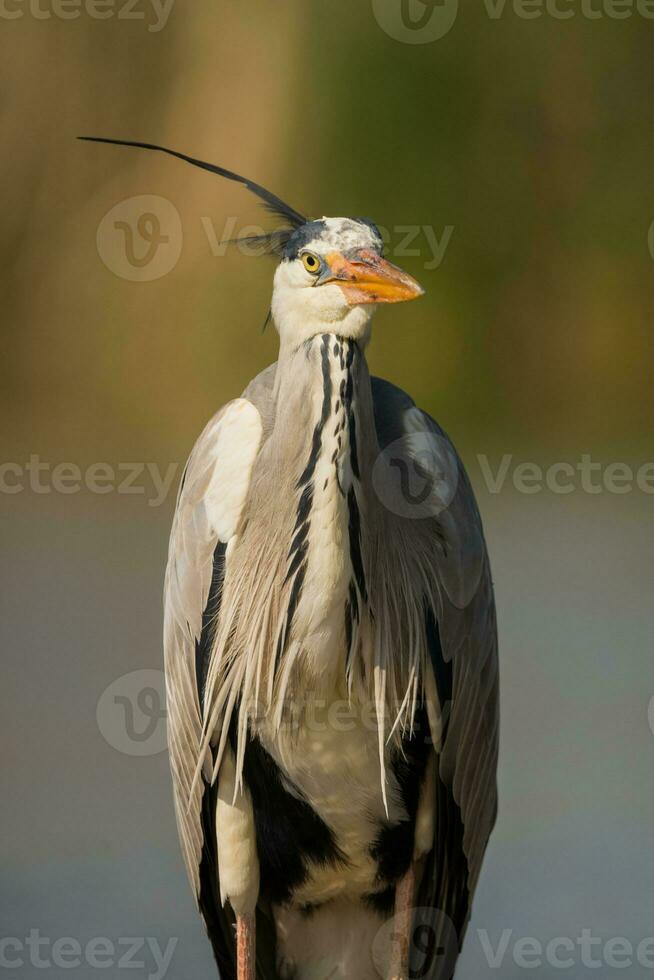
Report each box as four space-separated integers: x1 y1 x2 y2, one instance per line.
82 137 499 980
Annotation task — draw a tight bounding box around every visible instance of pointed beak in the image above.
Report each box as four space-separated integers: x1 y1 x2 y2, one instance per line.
321 248 425 305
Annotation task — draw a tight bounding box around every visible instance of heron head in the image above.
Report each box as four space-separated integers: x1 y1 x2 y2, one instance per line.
77 138 424 345
271 217 424 345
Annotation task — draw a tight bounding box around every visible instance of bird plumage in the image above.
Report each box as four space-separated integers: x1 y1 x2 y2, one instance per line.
80 136 498 980
78 135 307 236
164 348 498 980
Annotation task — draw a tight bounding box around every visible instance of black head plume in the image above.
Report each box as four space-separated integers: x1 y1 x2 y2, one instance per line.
78 136 307 255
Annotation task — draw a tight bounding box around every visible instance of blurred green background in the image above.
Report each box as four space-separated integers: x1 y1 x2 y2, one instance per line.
4 1 653 462
2 2 654 978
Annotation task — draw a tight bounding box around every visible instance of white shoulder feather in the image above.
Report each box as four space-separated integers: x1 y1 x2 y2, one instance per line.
163 397 262 896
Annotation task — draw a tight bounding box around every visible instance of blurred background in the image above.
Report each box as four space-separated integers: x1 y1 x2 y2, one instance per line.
2 2 653 977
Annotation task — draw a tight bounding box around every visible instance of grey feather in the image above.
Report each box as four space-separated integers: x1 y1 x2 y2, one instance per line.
164 355 498 980
371 376 499 976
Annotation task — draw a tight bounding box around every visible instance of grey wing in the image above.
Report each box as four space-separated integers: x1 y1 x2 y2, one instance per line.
371 377 499 980
163 379 275 978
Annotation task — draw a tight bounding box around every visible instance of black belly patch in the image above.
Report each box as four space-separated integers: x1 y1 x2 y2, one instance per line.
233 726 346 906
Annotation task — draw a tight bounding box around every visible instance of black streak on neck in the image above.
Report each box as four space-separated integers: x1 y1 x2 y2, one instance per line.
276 335 333 670
296 334 333 489
347 487 367 604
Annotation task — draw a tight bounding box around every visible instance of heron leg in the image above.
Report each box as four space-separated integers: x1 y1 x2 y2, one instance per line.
388 864 416 980
236 912 255 980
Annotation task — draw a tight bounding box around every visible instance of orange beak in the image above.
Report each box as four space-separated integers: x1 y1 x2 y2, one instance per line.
322 248 425 305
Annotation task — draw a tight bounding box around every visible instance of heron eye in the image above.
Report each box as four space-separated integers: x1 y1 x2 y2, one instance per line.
301 252 320 275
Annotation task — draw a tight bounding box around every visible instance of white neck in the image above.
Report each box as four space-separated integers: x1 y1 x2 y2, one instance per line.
272 296 375 359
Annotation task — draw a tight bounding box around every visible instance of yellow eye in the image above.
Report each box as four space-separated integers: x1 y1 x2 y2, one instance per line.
301 252 320 275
